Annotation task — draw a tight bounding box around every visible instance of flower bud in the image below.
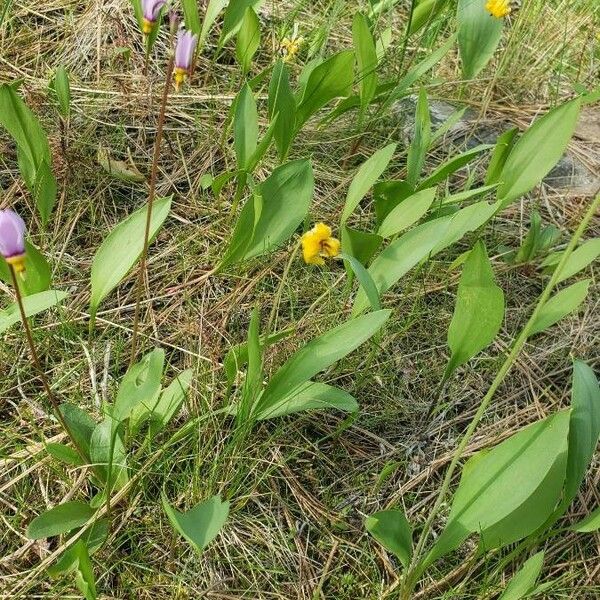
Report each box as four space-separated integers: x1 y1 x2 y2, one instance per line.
141 0 166 35
174 29 198 90
0 209 27 272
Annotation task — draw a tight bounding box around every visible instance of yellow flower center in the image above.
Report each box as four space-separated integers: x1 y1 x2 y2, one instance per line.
301 223 341 265
142 18 154 35
174 67 187 91
279 37 303 62
485 0 511 18
6 254 26 273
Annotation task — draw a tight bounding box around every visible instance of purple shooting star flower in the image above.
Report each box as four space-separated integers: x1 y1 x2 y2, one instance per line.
174 29 198 90
141 0 166 35
0 209 27 273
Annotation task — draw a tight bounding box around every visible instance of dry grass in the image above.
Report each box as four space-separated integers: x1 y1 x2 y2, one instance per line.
1 0 599 598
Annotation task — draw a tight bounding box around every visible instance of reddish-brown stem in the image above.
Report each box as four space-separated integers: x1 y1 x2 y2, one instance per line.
129 54 175 366
9 266 88 463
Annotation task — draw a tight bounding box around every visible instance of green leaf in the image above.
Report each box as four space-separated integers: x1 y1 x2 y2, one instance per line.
256 381 358 420
497 98 581 206
341 252 381 311
373 180 415 224
550 238 600 283
33 158 57 225
427 411 570 565
406 88 431 187
440 184 498 207
220 0 263 46
341 226 383 266
97 148 146 183
562 361 600 509
0 83 52 190
341 143 396 224
409 0 448 36
89 418 129 490
296 51 355 129
498 552 545 600
90 196 171 318
570 506 600 533
235 7 260 75
113 348 165 422
27 501 95 539
457 0 503 79
46 443 84 466
72 541 97 600
485 127 518 186
58 404 96 460
0 241 51 296
445 241 504 377
199 0 228 48
352 13 378 113
181 0 201 35
50 65 71 117
377 187 436 238
0 289 68 334
366 509 412 569
255 310 391 415
530 280 591 336
162 494 229 552
417 144 492 190
233 84 258 170
220 159 314 267
268 60 296 161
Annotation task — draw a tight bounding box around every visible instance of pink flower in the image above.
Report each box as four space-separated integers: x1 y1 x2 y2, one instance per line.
141 0 166 34
174 29 198 90
0 209 26 272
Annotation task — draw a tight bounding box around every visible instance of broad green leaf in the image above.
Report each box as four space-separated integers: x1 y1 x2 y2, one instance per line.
247 114 279 172
377 187 436 238
255 310 391 414
89 418 129 490
113 348 165 422
366 509 412 569
341 226 383 266
90 196 171 318
236 7 260 75
27 501 95 539
256 381 358 420
445 241 504 377
529 280 591 336
427 411 570 565
182 0 201 34
406 88 431 187
268 60 296 161
409 0 448 36
0 83 51 191
550 238 600 283
50 65 71 117
34 158 57 224
352 13 378 112
485 127 518 185
498 552 545 600
497 99 581 205
199 0 228 48
341 143 396 224
340 252 381 311
162 494 229 552
233 84 258 170
457 0 503 79
0 241 51 296
58 404 96 460
417 144 492 190
220 0 263 46
562 361 600 509
46 443 84 466
296 51 355 128
374 180 414 224
570 506 600 533
72 541 97 600
441 184 498 206
131 369 193 436
0 289 67 334
220 159 314 267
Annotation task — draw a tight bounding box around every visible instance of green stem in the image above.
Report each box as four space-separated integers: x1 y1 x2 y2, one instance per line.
402 190 600 597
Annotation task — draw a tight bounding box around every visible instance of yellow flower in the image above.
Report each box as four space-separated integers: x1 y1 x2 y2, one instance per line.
279 24 304 62
301 223 341 265
485 0 511 18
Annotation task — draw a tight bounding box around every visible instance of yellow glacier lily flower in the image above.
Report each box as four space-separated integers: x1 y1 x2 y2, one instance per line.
485 0 511 18
301 223 341 265
279 24 304 62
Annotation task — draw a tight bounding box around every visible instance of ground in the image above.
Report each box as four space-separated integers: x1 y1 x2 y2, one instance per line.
0 1 599 599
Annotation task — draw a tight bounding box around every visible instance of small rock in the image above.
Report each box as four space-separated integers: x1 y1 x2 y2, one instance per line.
542 152 598 193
